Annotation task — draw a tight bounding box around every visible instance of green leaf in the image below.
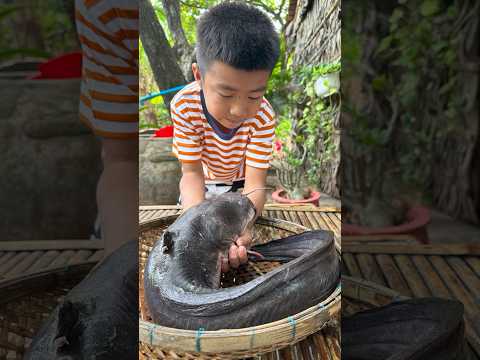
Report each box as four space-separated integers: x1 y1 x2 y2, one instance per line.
150 95 164 105
372 75 387 91
391 8 404 22
444 49 456 65
0 4 19 20
376 36 393 55
420 0 440 16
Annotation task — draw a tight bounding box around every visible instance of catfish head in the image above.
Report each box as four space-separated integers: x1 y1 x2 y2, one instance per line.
167 192 257 255
160 193 257 288
201 192 257 250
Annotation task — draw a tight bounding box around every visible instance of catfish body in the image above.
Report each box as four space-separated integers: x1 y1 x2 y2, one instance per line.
144 193 340 330
342 298 466 360
25 240 138 360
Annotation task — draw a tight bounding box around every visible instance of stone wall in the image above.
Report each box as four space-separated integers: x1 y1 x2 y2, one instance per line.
139 136 181 205
0 78 102 241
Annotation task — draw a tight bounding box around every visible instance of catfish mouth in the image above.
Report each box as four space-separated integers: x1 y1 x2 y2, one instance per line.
217 199 256 254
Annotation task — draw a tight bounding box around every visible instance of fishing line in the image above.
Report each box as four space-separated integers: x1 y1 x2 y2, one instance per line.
242 187 273 196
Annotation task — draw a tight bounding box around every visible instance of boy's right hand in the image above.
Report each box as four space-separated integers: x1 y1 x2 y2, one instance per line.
221 244 248 272
221 231 252 272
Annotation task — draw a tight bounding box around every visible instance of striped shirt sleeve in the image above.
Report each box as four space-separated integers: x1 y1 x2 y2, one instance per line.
171 99 202 163
75 0 138 138
246 103 276 169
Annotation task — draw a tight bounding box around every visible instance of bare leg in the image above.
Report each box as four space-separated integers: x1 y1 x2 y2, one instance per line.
97 138 138 256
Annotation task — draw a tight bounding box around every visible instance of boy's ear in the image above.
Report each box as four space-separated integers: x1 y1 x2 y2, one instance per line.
192 63 202 82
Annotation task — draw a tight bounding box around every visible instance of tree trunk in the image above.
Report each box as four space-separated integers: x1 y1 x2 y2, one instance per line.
432 0 480 223
161 0 195 82
11 0 46 53
139 0 185 110
286 0 340 66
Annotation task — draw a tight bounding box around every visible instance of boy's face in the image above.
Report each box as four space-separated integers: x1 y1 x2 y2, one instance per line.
192 61 270 129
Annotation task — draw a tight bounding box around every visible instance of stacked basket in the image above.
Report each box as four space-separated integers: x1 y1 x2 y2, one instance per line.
0 263 96 359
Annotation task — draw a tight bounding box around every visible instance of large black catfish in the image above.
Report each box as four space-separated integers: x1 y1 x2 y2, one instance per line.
144 193 340 330
24 240 138 360
342 297 466 360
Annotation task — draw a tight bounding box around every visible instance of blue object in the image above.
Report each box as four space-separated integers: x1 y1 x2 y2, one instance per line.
140 84 186 105
195 327 205 352
288 316 297 340
149 325 156 346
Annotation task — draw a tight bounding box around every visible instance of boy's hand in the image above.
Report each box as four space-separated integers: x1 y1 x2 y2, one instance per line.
221 230 253 272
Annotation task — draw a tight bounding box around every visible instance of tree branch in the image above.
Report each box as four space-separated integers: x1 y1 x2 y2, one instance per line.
161 0 194 81
139 0 185 110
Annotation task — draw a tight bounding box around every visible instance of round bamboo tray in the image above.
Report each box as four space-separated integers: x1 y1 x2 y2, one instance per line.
342 275 408 317
0 262 97 359
139 215 341 359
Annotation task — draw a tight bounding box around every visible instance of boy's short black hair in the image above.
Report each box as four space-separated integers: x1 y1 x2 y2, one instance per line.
196 2 280 74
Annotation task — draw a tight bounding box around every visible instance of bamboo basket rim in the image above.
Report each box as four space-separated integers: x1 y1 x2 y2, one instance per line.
139 214 341 355
140 215 341 252
0 261 97 306
342 275 408 308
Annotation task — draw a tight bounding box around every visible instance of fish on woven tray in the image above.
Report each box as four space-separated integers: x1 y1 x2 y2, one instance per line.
24 240 138 360
144 192 340 331
342 297 466 360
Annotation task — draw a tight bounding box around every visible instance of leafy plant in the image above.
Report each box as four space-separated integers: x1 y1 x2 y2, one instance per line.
0 2 77 63
271 63 340 199
342 0 464 226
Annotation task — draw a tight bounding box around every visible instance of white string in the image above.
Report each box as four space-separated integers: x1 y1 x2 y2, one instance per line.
242 187 273 196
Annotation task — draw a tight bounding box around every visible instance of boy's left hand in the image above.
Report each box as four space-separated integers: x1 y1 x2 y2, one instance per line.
221 230 253 272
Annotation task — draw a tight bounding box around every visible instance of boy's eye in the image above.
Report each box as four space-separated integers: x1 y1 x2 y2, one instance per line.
249 96 261 100
219 93 233 98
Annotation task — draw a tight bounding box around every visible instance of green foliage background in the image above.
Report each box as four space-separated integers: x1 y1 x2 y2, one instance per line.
0 1 78 62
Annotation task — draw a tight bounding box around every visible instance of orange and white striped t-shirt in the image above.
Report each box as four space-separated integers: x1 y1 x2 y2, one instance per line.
75 0 138 139
171 82 276 182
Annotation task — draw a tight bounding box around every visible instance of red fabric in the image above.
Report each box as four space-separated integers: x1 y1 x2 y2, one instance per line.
30 52 82 79
154 125 174 138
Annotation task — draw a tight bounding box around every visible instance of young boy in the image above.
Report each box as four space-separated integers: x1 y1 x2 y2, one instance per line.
171 2 280 272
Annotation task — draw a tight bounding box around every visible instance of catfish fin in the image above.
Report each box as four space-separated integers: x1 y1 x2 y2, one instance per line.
250 230 333 262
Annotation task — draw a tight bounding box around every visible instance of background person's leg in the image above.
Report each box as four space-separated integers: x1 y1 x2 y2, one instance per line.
74 0 139 255
97 138 138 256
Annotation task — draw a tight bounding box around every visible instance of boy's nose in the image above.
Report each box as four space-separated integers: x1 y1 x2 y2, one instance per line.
229 102 249 120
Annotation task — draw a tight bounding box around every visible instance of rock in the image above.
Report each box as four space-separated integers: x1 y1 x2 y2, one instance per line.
0 78 102 241
23 119 91 139
139 137 181 205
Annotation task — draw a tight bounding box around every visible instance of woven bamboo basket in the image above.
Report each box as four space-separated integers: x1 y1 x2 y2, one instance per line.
342 276 474 359
139 215 341 359
0 262 97 359
342 275 408 317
